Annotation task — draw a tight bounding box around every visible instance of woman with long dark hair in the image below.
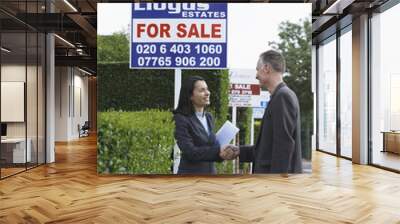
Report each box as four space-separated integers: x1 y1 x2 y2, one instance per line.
173 76 236 174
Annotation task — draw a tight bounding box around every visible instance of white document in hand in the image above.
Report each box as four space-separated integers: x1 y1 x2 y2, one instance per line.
216 121 240 146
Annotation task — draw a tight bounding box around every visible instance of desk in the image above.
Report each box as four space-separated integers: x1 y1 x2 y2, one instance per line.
1 138 31 163
382 131 400 154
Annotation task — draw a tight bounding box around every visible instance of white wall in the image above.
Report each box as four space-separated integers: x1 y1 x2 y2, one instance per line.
74 69 89 139
55 66 89 141
55 66 70 141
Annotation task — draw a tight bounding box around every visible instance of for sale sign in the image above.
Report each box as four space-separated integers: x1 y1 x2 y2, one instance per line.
130 3 227 69
229 84 261 95
229 83 261 107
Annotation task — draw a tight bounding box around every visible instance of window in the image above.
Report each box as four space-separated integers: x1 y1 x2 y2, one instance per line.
340 28 352 158
318 36 337 154
371 3 400 171
0 1 46 179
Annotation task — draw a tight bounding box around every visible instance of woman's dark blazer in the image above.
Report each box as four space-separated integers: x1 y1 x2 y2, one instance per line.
173 112 222 174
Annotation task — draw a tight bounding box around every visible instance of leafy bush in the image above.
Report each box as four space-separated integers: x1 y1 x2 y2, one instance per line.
301 112 312 160
237 107 253 145
97 64 175 111
97 110 174 174
97 63 229 116
253 120 262 144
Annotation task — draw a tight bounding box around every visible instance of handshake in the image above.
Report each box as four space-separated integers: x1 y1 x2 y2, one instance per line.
219 145 240 160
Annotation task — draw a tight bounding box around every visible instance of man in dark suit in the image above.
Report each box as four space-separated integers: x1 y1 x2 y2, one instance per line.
231 50 303 174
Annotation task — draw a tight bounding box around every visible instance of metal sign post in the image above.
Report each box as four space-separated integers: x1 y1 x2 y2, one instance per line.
174 69 182 109
250 113 254 174
232 105 237 174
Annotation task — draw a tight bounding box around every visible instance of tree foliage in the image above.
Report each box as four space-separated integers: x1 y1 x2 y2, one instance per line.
97 31 130 63
269 18 312 114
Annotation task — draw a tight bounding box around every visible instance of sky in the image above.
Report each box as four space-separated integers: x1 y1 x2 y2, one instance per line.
97 3 311 70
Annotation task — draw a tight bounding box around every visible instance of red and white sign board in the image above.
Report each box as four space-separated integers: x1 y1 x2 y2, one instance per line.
229 69 261 107
230 83 261 95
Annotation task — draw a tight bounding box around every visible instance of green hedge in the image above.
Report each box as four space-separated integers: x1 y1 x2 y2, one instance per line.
97 110 174 174
253 120 262 144
301 113 312 160
97 63 229 117
97 63 175 111
238 107 253 145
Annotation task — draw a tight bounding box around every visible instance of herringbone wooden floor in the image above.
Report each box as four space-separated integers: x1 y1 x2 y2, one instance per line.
1 135 400 223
